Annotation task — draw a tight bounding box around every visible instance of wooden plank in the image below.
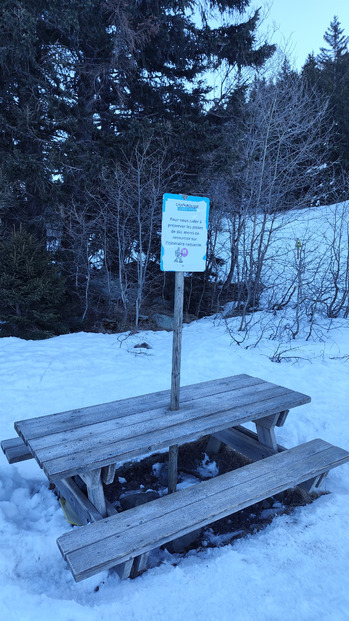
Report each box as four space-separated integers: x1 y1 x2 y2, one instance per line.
276 410 289 427
132 552 149 576
15 374 263 439
18 384 284 461
114 559 133 580
299 472 328 494
15 375 309 442
102 464 116 485
1 437 33 463
255 415 279 452
57 439 331 550
23 382 278 456
54 478 103 525
254 414 279 429
57 439 349 581
211 426 286 461
40 387 313 481
25 384 296 461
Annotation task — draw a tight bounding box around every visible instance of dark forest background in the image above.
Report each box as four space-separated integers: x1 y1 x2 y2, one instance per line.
1 1 348 338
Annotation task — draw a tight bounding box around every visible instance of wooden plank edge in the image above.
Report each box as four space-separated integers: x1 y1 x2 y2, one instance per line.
1 437 33 464
211 426 287 461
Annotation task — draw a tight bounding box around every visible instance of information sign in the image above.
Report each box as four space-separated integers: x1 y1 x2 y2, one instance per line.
161 193 210 272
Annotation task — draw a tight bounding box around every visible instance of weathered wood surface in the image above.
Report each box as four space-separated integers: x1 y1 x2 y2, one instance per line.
209 425 287 461
1 437 33 463
79 469 107 518
14 375 311 482
16 375 264 438
209 414 284 456
168 444 178 494
54 478 103 525
168 271 184 493
170 271 184 411
102 463 116 485
298 472 328 494
57 439 349 582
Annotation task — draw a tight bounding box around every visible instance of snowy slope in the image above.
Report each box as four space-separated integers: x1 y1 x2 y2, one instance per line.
0 316 348 621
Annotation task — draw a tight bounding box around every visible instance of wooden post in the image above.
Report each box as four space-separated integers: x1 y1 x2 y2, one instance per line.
168 444 179 494
170 271 184 410
168 271 184 493
79 469 107 517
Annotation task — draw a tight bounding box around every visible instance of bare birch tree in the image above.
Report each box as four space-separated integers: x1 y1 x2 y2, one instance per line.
61 135 178 328
216 71 333 332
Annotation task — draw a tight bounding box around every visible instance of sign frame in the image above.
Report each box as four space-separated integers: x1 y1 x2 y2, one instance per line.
161 193 210 273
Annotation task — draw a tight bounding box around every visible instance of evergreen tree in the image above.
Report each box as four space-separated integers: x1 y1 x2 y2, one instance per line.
0 230 66 338
301 16 349 176
117 2 275 180
0 0 276 328
0 1 63 238
301 53 319 86
319 15 349 63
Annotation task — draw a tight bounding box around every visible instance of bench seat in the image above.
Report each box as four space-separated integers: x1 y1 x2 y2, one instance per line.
57 438 349 582
1 437 33 464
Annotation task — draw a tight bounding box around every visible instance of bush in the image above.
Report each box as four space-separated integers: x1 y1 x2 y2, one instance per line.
0 229 67 339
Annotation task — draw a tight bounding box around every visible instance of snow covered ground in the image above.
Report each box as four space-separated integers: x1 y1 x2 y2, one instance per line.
0 311 348 621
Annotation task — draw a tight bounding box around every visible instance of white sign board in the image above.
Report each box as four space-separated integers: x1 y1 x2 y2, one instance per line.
161 193 210 272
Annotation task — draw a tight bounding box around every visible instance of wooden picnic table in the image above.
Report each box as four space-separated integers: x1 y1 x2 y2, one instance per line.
4 373 349 582
13 373 310 518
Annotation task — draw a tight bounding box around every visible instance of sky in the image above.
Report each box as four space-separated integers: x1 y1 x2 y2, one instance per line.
253 0 349 69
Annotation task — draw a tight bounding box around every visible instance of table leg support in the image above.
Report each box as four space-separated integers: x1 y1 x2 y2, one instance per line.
299 472 328 494
255 414 280 453
114 559 134 580
168 444 178 494
55 477 104 525
79 469 107 518
132 553 149 576
102 463 116 485
206 435 222 456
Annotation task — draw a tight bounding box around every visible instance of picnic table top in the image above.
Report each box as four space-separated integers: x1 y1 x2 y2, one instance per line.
14 374 311 482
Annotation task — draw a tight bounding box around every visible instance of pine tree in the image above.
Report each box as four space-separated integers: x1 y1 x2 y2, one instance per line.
0 0 276 327
114 2 275 177
301 53 319 86
319 15 349 63
0 230 66 338
301 17 349 176
0 1 63 238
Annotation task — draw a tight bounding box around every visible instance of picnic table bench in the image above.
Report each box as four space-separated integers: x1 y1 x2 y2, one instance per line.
2 373 349 582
